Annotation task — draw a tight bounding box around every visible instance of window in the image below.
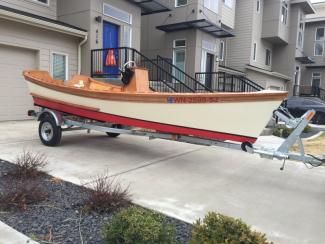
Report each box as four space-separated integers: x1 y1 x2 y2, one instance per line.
175 0 188 7
103 3 132 24
312 72 321 87
204 0 218 13
281 1 288 25
34 0 49 5
253 43 257 61
298 14 305 49
315 27 325 56
223 0 233 8
123 26 132 48
52 53 68 80
257 0 260 13
174 39 186 48
265 49 271 66
219 41 225 61
173 39 186 82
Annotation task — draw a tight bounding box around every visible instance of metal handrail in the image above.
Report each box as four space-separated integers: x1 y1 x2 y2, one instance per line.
195 72 264 92
91 47 197 93
157 55 213 92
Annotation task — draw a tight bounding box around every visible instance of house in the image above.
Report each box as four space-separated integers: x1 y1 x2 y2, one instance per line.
140 0 236 87
226 0 315 92
0 0 167 121
300 1 325 98
0 0 87 121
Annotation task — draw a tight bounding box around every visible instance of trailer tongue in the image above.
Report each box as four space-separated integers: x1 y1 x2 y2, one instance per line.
28 106 325 170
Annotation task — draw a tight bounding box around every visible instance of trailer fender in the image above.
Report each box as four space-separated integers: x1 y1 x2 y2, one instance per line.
38 109 63 126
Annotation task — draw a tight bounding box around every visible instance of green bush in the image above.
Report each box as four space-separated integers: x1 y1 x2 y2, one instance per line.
273 125 293 138
103 206 176 244
190 212 272 244
273 124 313 138
303 125 312 133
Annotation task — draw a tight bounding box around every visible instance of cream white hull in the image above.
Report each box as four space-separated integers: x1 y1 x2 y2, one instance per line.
27 82 282 141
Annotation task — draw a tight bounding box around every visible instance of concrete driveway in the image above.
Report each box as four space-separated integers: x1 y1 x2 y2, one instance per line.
1 120 325 244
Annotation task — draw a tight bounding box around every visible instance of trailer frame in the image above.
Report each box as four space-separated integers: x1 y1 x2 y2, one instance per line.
28 106 325 170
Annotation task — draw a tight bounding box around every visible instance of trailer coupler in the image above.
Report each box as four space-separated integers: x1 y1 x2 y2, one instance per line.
250 108 325 170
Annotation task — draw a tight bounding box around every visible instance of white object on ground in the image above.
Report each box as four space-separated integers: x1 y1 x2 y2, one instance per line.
0 221 39 244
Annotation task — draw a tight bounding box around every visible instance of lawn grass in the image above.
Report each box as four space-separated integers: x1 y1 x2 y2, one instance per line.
291 132 325 155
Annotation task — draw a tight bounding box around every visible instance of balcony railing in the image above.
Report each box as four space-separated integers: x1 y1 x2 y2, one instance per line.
294 85 325 101
195 72 264 92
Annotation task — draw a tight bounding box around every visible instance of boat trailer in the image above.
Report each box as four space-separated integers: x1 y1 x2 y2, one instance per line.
28 107 325 170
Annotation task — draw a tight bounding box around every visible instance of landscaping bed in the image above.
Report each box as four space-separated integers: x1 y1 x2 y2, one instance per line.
0 159 192 243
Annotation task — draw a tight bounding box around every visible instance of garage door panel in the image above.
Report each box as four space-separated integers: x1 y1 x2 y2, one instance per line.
0 45 37 121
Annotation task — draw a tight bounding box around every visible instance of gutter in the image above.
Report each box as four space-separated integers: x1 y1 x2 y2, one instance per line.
0 8 87 37
78 35 88 75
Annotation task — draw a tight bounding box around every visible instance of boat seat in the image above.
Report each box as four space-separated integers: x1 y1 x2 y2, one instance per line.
88 78 123 92
66 75 91 89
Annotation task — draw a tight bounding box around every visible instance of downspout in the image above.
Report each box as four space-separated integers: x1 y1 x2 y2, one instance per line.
78 34 88 75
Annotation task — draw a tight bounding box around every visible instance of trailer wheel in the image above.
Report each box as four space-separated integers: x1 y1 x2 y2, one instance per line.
106 124 121 138
39 116 62 146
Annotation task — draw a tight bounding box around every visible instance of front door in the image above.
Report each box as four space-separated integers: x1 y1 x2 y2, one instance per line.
205 53 214 88
103 21 119 78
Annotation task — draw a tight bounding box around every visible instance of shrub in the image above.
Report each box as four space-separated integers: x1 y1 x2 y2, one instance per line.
190 212 272 244
103 206 176 244
303 125 312 133
8 151 48 179
84 175 131 213
273 125 293 138
0 180 47 211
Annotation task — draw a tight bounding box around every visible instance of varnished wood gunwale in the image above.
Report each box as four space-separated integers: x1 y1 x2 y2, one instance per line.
24 71 288 104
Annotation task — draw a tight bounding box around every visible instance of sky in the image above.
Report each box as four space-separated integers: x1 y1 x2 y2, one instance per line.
311 0 325 3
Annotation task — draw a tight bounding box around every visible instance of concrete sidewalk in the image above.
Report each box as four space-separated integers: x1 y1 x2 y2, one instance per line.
0 221 38 244
1 121 325 244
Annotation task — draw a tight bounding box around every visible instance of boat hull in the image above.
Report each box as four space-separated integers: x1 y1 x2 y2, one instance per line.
27 82 283 143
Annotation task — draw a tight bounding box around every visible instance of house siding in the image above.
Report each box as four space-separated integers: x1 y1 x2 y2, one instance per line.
0 0 57 19
221 0 236 29
226 0 253 72
0 19 80 78
57 0 141 75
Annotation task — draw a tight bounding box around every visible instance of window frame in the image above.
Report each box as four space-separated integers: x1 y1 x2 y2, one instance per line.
103 3 132 24
219 41 225 61
223 0 233 9
51 52 69 81
253 42 257 61
173 39 186 48
314 27 325 56
123 26 133 48
175 0 188 7
311 72 321 87
32 0 49 6
204 0 219 14
257 0 260 13
265 48 272 66
281 0 288 25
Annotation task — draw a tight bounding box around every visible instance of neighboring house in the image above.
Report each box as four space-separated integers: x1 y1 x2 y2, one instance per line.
301 1 325 96
226 0 315 92
0 0 166 121
141 0 236 86
0 0 87 121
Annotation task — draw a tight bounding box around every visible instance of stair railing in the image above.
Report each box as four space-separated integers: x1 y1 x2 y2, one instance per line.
91 47 196 93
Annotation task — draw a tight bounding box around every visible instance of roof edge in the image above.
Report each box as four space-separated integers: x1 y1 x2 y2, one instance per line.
0 5 87 37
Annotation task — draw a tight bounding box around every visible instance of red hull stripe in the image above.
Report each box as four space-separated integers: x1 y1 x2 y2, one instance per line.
33 97 257 143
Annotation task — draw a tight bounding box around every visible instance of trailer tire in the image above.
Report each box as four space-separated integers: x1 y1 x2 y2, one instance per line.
106 124 121 138
39 116 62 147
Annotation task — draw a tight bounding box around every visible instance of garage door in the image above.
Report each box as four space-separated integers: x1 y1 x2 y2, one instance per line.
0 45 37 121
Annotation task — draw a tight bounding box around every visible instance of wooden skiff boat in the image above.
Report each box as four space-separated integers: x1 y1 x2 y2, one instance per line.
23 68 287 144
